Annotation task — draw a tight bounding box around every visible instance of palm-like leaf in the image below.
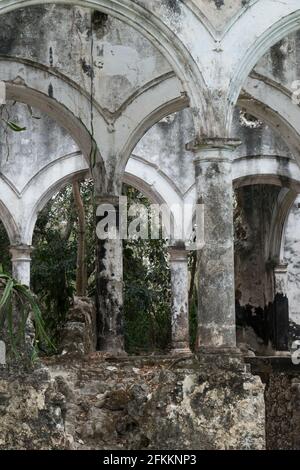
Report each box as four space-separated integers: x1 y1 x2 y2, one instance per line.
0 270 54 357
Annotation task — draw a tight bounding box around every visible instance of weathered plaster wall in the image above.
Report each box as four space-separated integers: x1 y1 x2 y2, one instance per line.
0 102 78 194
232 110 293 159
133 109 195 196
0 102 84 245
189 0 250 33
133 106 293 201
254 30 300 91
248 357 300 450
284 195 300 325
0 5 171 112
234 184 281 309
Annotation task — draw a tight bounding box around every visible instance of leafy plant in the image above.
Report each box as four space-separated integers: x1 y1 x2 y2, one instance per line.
0 266 53 357
0 104 27 132
3 120 26 132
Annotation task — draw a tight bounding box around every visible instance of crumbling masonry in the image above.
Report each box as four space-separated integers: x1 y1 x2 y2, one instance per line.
1 0 300 450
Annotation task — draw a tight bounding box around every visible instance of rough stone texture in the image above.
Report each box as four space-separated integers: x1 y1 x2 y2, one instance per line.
248 357 300 450
191 140 239 350
0 355 266 450
43 354 265 450
234 185 280 309
0 364 70 450
234 184 291 354
188 1 250 33
168 246 190 353
60 297 97 356
284 195 300 325
95 197 125 353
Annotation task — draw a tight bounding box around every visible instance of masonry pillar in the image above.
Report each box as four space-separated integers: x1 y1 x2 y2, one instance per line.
273 263 289 351
187 138 241 352
274 263 289 296
95 195 125 354
168 244 191 355
9 244 32 287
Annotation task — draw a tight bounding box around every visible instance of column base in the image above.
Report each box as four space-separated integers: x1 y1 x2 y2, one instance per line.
195 346 246 372
196 345 242 356
170 345 193 357
98 335 127 356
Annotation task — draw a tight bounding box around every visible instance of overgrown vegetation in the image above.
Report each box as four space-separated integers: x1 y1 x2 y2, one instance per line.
0 182 197 354
0 267 52 358
123 185 171 353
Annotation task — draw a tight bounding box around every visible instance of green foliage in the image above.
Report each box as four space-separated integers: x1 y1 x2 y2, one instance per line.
3 120 26 132
0 266 53 357
0 222 11 274
122 185 171 354
0 180 193 355
31 180 95 348
0 104 27 133
123 238 171 353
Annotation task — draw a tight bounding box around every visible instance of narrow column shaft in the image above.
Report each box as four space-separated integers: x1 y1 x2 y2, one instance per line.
9 244 32 287
169 246 191 355
274 263 289 296
187 138 240 352
95 195 124 353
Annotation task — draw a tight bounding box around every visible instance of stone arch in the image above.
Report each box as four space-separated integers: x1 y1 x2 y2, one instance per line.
20 152 184 245
21 153 89 245
225 0 300 130
0 0 211 135
241 74 300 159
0 199 19 244
268 188 298 264
232 155 300 263
1 57 191 192
233 156 300 193
183 155 300 252
1 59 104 172
124 156 183 240
115 81 189 183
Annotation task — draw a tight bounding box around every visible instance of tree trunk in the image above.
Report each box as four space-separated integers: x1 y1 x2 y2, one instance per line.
72 179 87 296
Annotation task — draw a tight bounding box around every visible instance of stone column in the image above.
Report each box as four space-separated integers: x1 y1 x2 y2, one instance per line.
168 245 191 355
273 263 289 352
9 244 32 287
95 195 125 354
274 263 289 296
186 137 241 353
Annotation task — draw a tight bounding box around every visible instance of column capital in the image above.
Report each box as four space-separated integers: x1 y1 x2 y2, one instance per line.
274 263 289 296
186 137 241 153
9 244 33 261
9 244 32 286
274 263 289 274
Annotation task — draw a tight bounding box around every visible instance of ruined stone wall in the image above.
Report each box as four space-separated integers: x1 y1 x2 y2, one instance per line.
248 357 300 450
0 364 70 450
254 30 300 91
233 184 292 353
284 195 300 325
0 102 78 195
234 184 280 309
0 5 170 111
0 355 265 450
